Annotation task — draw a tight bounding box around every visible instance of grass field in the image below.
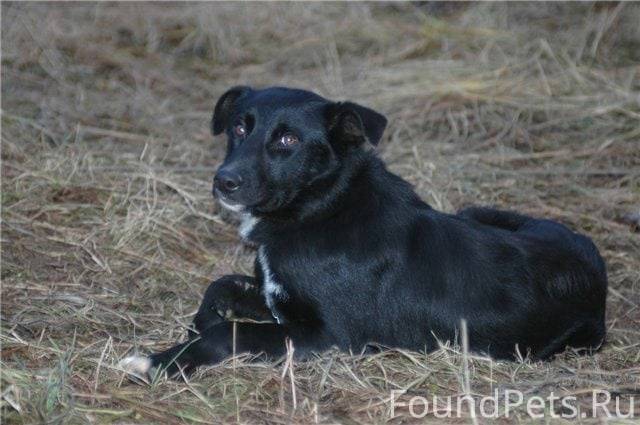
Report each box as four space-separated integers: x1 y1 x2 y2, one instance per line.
2 2 639 423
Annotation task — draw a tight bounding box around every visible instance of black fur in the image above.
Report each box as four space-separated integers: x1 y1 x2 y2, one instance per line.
147 86 607 378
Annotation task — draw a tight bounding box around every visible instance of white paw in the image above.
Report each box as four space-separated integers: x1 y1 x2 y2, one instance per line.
120 355 151 378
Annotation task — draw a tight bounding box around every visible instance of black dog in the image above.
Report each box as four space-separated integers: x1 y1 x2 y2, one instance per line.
121 86 607 379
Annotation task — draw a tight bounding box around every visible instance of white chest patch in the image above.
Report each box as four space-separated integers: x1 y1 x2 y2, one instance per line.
258 245 286 323
239 213 260 241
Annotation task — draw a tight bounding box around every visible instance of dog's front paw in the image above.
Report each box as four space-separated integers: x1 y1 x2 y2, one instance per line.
120 355 161 383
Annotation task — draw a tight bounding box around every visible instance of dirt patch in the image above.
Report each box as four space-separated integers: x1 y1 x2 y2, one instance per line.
51 187 103 204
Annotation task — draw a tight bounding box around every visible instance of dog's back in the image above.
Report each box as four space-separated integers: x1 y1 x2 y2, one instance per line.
458 206 607 292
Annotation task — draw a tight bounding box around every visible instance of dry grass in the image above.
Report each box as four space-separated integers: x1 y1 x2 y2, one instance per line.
1 2 639 424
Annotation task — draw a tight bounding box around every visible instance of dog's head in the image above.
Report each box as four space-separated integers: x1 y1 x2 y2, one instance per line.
210 86 387 215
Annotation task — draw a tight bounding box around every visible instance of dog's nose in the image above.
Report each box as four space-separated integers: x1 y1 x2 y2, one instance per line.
214 170 243 193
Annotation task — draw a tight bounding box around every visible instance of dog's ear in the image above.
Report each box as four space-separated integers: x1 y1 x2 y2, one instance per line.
325 101 387 146
211 86 252 135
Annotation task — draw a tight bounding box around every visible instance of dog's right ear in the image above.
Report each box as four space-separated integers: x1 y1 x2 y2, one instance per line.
211 86 252 135
325 101 387 147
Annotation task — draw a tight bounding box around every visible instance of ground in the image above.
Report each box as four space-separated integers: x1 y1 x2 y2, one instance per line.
1 3 639 424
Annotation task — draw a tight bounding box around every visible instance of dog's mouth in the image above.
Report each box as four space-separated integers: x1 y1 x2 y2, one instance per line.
215 194 246 212
212 188 246 213
218 197 245 213
213 185 279 214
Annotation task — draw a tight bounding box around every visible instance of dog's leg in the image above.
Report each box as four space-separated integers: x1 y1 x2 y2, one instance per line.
191 274 274 338
127 322 292 378
121 275 278 380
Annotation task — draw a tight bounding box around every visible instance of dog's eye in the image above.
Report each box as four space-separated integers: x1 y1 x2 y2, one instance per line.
278 133 299 148
233 124 246 137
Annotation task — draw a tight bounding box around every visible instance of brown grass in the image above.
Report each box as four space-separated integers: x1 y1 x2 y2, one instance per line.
1 2 639 424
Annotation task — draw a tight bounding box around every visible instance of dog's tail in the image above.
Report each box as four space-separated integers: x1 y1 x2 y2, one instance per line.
457 207 530 232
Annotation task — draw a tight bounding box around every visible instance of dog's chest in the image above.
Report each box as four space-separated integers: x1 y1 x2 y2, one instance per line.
257 245 287 323
239 215 286 321
239 213 260 241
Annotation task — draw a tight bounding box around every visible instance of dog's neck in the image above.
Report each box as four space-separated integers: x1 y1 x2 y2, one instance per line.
296 150 372 222
255 150 421 227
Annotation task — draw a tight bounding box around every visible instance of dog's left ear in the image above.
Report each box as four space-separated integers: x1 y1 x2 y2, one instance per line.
325 101 387 146
211 86 252 135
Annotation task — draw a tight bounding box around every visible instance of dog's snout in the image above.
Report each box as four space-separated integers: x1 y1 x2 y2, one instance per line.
214 170 243 194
